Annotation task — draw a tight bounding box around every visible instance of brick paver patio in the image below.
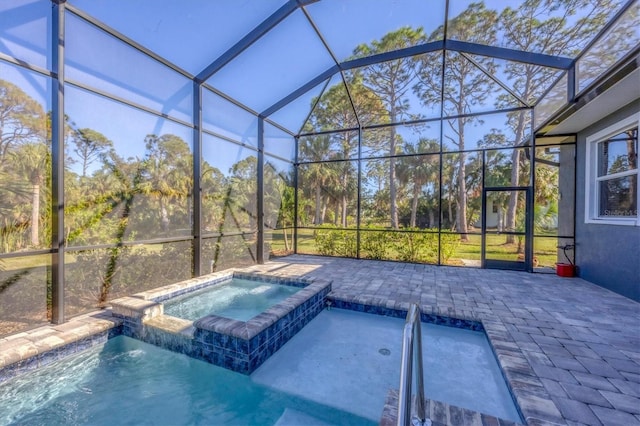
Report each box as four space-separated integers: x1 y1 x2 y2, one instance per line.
241 255 640 426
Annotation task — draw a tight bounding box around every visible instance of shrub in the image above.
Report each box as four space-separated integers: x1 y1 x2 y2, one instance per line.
360 228 388 260
314 225 356 257
392 228 439 264
314 224 460 263
337 230 357 258
394 228 423 263
314 225 338 256
440 232 460 263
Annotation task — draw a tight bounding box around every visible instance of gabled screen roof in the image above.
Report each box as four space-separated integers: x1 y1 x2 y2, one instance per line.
5 0 633 135
68 0 287 75
303 0 446 61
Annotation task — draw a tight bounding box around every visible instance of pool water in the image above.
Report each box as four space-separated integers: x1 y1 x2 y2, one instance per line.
253 309 522 423
163 278 301 321
0 336 372 426
0 309 521 425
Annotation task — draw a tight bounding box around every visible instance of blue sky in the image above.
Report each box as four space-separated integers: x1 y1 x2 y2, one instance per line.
1 0 627 175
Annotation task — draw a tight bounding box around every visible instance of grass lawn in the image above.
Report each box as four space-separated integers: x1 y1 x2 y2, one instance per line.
0 232 561 272
0 254 51 270
0 242 178 273
272 228 561 268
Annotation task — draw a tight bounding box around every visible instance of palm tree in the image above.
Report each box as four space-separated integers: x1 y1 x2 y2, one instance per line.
396 138 440 227
228 156 258 232
9 143 49 247
299 135 337 225
141 134 192 234
325 158 356 227
263 165 295 252
305 78 385 229
200 161 227 232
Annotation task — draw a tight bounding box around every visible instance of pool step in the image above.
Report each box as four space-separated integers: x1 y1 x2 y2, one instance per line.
145 315 195 337
274 408 333 426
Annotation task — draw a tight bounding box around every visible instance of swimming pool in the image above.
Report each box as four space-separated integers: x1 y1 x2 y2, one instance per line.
0 308 522 424
164 278 301 321
0 336 373 425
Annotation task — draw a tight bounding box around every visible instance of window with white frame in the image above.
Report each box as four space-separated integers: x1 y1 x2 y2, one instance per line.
585 113 639 226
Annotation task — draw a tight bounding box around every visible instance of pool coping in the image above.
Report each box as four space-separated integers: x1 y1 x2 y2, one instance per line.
380 389 521 426
0 310 121 384
193 272 328 340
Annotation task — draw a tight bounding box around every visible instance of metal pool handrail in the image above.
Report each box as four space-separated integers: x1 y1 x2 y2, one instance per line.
397 303 431 426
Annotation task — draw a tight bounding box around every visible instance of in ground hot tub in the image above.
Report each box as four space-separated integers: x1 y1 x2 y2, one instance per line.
164 277 303 322
111 271 331 374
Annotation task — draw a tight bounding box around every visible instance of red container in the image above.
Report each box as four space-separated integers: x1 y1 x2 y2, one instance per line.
556 263 575 277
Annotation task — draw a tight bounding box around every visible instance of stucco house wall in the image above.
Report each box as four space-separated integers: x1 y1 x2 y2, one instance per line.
575 99 640 301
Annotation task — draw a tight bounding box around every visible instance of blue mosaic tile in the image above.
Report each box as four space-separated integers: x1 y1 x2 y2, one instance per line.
92 332 109 345
75 336 94 352
248 356 260 372
217 334 230 350
201 330 215 345
261 347 271 361
37 348 61 367
203 349 221 365
256 331 267 348
211 332 225 349
237 338 250 354
230 336 241 352
223 355 235 370
290 321 302 336
287 325 296 340
0 364 18 384
18 356 39 372
329 298 484 332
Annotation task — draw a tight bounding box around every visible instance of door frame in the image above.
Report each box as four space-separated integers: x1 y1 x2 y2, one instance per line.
481 186 533 271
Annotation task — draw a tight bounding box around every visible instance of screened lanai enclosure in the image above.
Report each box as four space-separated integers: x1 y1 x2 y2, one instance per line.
1 0 638 334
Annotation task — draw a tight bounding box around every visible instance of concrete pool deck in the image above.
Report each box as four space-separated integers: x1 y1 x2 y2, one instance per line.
0 255 638 425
